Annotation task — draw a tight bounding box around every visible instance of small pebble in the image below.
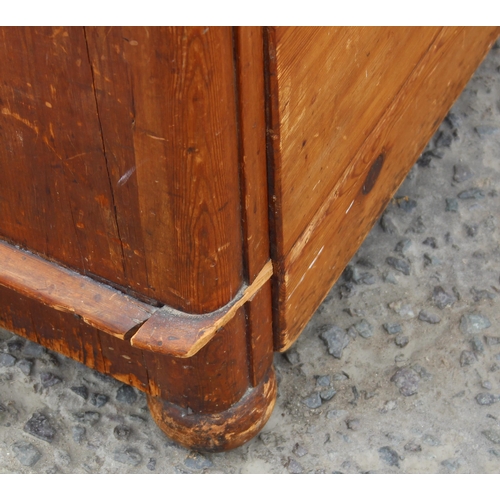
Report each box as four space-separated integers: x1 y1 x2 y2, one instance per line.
422 237 438 248
482 429 500 444
55 449 71 467
380 214 398 234
460 350 476 367
12 441 42 467
113 448 142 466
395 238 412 255
432 286 456 309
293 443 308 457
24 412 56 443
460 313 491 334
470 336 484 354
71 386 89 400
388 301 415 318
476 393 500 406
40 372 62 388
482 381 493 390
116 385 137 405
395 335 409 348
303 392 322 409
383 323 402 335
418 310 441 324
284 350 300 365
147 458 156 471
453 164 473 183
465 223 479 237
383 271 398 284
319 388 337 401
7 340 24 353
72 426 86 444
287 458 304 474
320 326 350 359
484 336 500 346
441 459 461 472
406 215 426 234
90 393 109 408
23 342 46 358
353 319 373 339
316 375 331 387
386 256 411 276
404 441 422 452
391 368 419 396
396 197 417 213
458 188 485 199
378 446 400 467
0 352 16 367
17 359 33 376
445 198 458 212
346 418 360 431
114 424 131 441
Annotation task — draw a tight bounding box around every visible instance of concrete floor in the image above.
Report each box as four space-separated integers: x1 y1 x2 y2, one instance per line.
1 40 500 474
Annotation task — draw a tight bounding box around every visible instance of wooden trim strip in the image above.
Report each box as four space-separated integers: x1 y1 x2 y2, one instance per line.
0 239 156 339
130 260 273 358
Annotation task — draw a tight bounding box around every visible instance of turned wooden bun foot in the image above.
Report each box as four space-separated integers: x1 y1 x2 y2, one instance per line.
147 367 277 452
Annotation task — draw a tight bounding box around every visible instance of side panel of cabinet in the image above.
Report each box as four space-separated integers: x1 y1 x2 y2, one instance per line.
267 27 500 350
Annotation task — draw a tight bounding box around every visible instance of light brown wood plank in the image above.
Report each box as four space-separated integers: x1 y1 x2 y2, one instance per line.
0 239 156 339
267 27 443 257
275 27 500 350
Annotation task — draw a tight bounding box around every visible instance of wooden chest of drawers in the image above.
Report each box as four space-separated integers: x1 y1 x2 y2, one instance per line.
1 27 498 450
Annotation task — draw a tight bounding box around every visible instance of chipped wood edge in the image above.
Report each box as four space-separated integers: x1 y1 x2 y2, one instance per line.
130 260 274 357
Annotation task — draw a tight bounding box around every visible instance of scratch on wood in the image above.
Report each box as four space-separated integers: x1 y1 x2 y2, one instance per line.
1 108 39 135
117 166 136 186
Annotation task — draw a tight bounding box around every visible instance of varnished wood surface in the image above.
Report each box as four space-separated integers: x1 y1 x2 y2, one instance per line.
0 285 151 392
144 307 250 413
0 27 125 283
0 239 156 339
1 27 244 314
85 27 243 313
234 27 274 386
130 260 273 358
266 27 443 257
273 27 500 350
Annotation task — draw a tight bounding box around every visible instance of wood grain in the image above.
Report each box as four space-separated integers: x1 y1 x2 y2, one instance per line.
0 27 126 284
85 27 243 312
0 239 156 339
266 27 443 257
274 27 500 350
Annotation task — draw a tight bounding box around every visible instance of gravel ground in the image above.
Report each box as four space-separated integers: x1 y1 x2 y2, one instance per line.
1 42 500 474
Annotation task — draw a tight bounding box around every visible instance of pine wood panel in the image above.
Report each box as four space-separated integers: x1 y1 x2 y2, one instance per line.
274 27 500 350
0 27 125 283
84 27 243 313
266 27 442 257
